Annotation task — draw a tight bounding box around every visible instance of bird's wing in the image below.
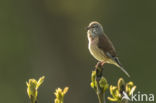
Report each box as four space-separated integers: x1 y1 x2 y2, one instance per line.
98 34 117 57
106 52 121 66
98 34 130 77
97 33 122 65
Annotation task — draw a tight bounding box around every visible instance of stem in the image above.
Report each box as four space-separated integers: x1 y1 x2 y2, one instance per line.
103 93 106 103
97 92 104 103
30 96 37 103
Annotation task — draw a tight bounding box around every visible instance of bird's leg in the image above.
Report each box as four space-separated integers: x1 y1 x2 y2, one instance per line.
95 61 102 69
95 61 105 69
101 61 105 66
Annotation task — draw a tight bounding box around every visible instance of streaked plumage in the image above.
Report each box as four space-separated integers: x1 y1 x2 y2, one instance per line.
87 21 130 77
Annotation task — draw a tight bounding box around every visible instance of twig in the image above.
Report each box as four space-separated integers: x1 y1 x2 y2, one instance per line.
95 62 105 103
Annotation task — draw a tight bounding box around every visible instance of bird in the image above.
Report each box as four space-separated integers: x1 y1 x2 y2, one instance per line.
87 21 130 77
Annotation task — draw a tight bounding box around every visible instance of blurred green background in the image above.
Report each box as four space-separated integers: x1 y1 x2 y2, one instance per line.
0 0 155 103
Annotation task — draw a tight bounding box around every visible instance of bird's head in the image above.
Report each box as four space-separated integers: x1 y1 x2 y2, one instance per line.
87 21 104 37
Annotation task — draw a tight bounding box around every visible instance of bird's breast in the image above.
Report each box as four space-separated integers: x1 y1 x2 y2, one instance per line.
88 37 108 62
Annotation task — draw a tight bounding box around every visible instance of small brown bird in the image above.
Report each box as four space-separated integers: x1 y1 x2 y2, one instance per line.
87 21 130 77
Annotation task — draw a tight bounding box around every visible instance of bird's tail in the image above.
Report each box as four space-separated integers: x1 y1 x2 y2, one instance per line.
106 52 130 77
113 57 130 77
116 64 130 77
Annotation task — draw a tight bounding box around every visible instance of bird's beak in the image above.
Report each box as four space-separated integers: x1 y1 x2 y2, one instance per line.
86 26 91 30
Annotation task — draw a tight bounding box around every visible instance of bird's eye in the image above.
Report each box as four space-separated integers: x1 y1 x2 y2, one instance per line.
93 24 97 28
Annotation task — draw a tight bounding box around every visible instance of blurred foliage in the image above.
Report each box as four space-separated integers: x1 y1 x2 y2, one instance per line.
90 65 136 103
26 76 45 103
90 70 109 96
108 78 136 103
90 67 109 103
54 87 69 103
